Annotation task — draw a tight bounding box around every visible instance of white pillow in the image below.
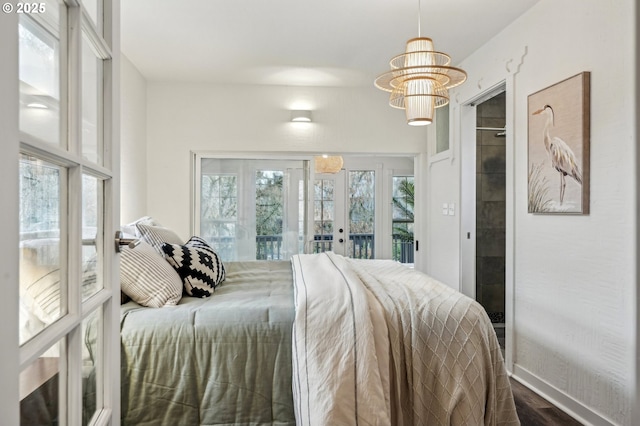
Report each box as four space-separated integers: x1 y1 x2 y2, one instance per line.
120 241 183 307
136 223 183 254
123 216 163 237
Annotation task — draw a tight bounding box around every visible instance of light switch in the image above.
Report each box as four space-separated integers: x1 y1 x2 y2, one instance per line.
442 203 448 215
448 203 455 216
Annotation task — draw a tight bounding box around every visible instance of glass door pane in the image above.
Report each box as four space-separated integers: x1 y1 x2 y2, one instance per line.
19 155 65 344
82 308 102 425
82 0 101 31
200 173 237 260
348 170 375 259
19 7 62 146
199 158 305 261
313 178 335 253
81 34 102 164
392 176 415 263
20 339 63 425
81 174 102 300
255 170 284 259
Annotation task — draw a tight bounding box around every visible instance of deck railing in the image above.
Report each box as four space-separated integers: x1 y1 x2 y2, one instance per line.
254 233 413 263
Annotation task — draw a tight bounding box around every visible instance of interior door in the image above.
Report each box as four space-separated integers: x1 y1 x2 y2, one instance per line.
9 1 120 424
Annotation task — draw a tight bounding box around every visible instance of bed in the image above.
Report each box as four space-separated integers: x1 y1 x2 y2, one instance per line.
119 251 520 425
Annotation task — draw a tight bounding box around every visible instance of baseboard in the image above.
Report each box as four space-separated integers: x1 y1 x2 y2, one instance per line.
511 365 617 426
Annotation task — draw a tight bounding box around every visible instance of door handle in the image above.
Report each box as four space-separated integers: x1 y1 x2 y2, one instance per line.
339 238 344 243
115 231 140 253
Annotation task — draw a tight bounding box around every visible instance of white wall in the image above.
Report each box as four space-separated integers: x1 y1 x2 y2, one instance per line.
120 55 148 224
145 83 429 240
429 0 636 424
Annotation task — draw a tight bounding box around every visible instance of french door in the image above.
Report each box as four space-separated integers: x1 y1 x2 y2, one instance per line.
196 156 307 261
313 171 347 256
313 169 376 259
193 155 413 263
1 0 120 424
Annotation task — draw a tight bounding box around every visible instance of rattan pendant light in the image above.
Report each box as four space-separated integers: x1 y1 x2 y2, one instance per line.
374 0 467 126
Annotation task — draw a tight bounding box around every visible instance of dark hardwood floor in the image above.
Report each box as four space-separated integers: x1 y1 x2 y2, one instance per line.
496 326 581 425
510 378 583 425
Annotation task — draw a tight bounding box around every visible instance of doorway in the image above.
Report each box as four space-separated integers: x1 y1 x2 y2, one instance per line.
475 91 507 325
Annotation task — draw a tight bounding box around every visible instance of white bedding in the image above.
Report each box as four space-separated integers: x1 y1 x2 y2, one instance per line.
291 252 519 426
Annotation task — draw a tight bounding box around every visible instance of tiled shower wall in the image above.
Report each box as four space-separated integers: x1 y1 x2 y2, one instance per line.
476 92 506 323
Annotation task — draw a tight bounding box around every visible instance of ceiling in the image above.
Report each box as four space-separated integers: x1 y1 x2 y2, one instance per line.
120 0 540 87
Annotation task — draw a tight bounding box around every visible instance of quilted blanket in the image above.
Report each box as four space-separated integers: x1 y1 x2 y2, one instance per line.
120 260 296 425
291 252 520 426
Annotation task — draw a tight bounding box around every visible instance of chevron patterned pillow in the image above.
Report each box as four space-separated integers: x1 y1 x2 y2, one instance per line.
162 236 225 298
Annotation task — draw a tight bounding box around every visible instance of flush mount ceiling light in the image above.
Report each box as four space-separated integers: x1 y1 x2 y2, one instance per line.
291 110 312 122
374 0 467 126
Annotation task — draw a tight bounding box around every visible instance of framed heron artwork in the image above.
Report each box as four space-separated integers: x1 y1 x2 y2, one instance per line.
527 72 590 214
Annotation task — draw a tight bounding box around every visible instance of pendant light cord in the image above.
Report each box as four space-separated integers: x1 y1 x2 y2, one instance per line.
417 0 422 37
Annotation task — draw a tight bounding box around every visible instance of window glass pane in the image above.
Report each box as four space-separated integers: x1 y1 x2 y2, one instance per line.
19 155 64 344
19 8 61 146
348 171 374 259
392 176 414 264
81 34 102 164
20 340 62 425
436 104 450 153
82 174 102 300
83 0 100 30
201 174 237 261
82 308 102 425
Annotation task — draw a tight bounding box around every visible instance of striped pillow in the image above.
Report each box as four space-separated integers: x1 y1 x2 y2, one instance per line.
136 224 183 254
20 251 99 325
20 264 61 325
120 241 183 307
